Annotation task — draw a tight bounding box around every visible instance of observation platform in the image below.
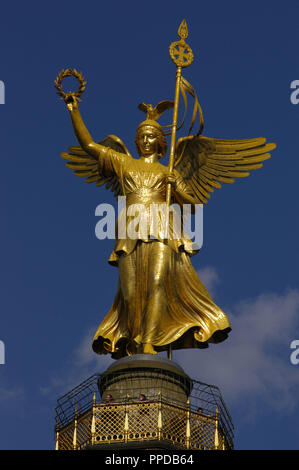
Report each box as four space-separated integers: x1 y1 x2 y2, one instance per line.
54 355 234 450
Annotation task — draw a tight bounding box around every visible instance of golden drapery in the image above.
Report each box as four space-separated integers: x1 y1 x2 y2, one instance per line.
92 148 231 358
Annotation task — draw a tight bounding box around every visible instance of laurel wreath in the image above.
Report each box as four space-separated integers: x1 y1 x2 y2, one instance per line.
54 68 86 101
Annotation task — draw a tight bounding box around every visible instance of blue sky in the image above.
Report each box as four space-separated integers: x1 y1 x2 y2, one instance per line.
1 0 299 450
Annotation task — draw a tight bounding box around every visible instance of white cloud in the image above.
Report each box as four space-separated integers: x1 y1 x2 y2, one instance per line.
197 266 220 297
41 326 113 397
175 286 299 414
0 386 24 404
74 325 112 372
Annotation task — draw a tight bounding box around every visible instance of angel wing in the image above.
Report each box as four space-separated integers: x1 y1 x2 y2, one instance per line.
61 135 131 197
174 135 276 204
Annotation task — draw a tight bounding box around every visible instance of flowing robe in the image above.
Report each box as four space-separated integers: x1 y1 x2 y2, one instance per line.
92 148 231 358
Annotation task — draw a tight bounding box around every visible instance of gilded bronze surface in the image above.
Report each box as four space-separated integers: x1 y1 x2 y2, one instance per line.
57 21 276 359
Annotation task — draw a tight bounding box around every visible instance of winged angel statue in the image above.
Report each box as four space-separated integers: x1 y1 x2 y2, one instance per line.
59 88 276 360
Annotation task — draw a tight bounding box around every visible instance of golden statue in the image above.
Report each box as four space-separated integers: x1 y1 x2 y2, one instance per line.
57 21 276 359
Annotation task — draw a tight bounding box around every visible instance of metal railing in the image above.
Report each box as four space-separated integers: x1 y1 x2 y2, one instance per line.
55 372 234 450
56 398 230 450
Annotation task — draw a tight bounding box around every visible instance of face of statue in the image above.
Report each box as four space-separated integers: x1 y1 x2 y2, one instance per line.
136 126 160 157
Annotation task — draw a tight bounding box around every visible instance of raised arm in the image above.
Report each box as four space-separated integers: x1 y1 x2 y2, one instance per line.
65 95 107 160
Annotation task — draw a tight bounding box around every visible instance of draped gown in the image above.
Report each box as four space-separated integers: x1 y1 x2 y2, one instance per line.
92 147 231 358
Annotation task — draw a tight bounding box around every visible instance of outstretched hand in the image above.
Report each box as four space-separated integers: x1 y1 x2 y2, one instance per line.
165 172 182 190
65 93 78 112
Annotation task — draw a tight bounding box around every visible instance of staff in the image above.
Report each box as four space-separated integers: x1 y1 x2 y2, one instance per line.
166 19 194 206
166 20 194 360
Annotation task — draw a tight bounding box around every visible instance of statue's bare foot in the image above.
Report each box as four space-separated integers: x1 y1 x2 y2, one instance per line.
143 343 157 354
